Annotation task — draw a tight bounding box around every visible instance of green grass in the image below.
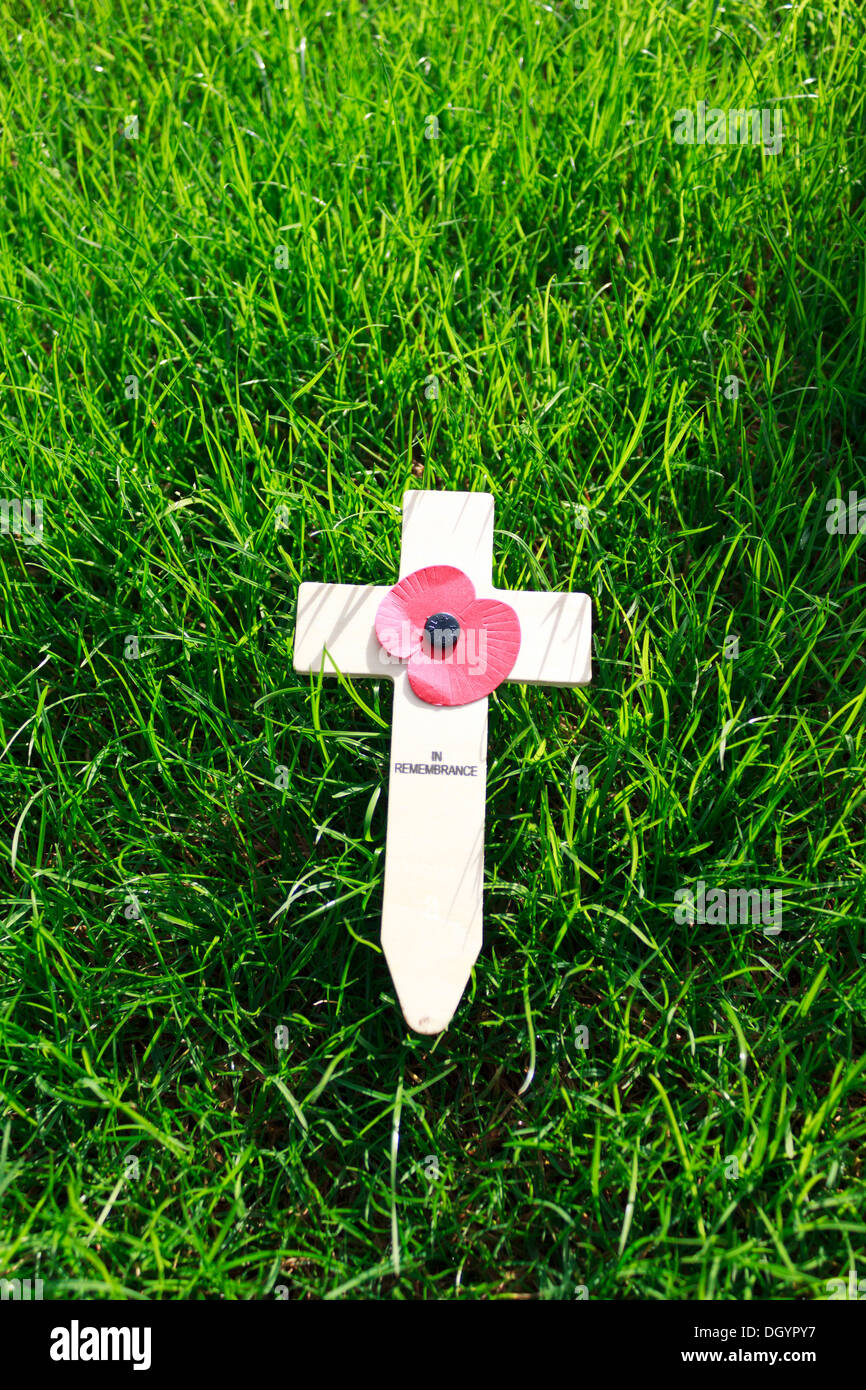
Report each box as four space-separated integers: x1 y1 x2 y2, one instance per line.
1 0 865 1301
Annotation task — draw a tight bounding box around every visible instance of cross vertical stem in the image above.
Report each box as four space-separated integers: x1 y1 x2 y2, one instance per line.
379 492 495 1032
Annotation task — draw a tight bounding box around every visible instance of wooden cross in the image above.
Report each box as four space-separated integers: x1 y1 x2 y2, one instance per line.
293 490 592 1034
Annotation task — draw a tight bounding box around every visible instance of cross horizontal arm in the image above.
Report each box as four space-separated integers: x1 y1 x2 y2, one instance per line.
294 582 592 688
495 588 592 686
293 582 391 678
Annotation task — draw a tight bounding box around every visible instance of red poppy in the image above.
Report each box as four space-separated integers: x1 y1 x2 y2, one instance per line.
375 565 521 706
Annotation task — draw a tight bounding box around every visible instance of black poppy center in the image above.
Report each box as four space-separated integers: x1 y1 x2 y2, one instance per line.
423 611 461 657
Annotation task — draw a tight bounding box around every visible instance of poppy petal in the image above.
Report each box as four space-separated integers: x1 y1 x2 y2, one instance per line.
375 565 477 658
407 597 520 706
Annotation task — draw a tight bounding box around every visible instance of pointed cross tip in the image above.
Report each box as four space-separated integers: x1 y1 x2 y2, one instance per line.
385 946 478 1037
406 1011 452 1036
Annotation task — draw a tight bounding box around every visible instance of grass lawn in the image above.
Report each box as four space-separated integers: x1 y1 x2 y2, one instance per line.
1 0 864 1301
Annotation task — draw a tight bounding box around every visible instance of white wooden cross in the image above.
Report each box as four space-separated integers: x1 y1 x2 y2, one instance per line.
293 490 592 1034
